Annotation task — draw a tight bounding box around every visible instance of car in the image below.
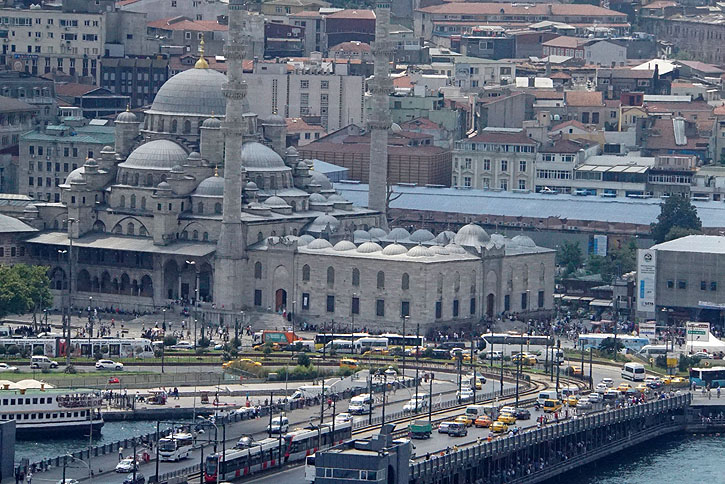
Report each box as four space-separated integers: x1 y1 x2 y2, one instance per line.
497 413 516 424
511 408 531 420
491 421 508 433
566 395 579 407
384 366 397 378
474 415 493 428
456 388 474 402
587 392 602 404
235 434 255 449
335 412 353 423
576 397 593 409
214 344 224 351
0 363 18 372
636 383 650 393
568 366 583 376
512 353 537 365
595 383 608 393
616 382 632 393
601 378 614 387
454 415 474 427
543 399 562 413
266 416 289 434
694 351 713 359
403 396 428 412
437 421 454 434
671 376 687 386
645 376 663 389
95 359 124 371
108 377 120 384
603 389 620 402
483 351 503 361
431 348 451 359
123 473 145 484
447 422 468 437
171 341 194 350
115 457 139 473
57 480 80 484
468 378 483 390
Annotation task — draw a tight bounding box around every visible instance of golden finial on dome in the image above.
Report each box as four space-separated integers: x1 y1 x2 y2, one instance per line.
214 164 219 177
126 104 131 112
195 34 209 69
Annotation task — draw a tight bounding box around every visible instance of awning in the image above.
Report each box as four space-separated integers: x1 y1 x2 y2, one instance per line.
562 296 581 302
25 232 216 257
589 299 613 307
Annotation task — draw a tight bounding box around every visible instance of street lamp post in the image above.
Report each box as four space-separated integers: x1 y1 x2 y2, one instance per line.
402 315 409 383
162 308 167 332
88 296 93 339
291 301 296 335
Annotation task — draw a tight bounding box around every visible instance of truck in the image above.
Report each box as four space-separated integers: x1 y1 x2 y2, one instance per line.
253 330 301 348
286 374 368 402
409 420 432 439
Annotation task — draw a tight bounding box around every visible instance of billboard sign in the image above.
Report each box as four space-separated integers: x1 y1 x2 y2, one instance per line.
686 322 710 342
639 322 656 341
636 249 656 313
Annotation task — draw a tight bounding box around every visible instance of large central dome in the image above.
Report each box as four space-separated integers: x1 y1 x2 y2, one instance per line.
148 68 227 116
119 140 189 171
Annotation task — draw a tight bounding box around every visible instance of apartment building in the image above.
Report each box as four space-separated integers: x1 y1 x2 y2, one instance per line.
0 70 56 125
100 57 169 108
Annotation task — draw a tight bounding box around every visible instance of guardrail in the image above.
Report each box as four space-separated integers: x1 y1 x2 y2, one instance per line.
40 371 235 389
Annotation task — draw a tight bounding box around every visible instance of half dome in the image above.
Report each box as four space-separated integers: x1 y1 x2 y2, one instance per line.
242 142 287 170
430 245 450 255
511 235 537 247
149 68 227 115
407 245 434 257
298 234 315 246
264 195 289 208
445 243 468 254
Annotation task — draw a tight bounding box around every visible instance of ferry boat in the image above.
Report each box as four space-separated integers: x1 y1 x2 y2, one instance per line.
0 381 103 438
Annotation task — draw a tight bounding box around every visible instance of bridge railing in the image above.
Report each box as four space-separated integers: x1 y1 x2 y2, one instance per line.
410 393 691 479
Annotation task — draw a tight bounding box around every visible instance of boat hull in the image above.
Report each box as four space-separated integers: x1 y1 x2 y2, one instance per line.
15 419 104 439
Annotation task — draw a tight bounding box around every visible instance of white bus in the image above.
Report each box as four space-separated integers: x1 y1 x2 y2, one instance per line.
158 432 194 461
638 345 668 358
578 334 649 353
318 339 354 354
353 337 389 354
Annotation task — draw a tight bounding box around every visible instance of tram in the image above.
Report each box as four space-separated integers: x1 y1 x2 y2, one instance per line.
0 337 154 359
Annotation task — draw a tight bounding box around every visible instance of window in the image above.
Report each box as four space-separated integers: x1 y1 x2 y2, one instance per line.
326 266 335 287
519 161 527 172
711 282 718 291
352 268 360 286
377 271 385 289
518 179 526 190
254 289 262 306
667 280 674 289
521 292 528 310
463 176 471 187
321 80 329 89
435 301 442 319
452 299 459 317
300 80 309 89
352 296 359 315
326 295 335 313
483 159 491 170
538 290 545 308
401 301 410 317
504 294 510 311
500 179 508 190
501 160 508 172
401 273 409 290
581 112 590 124
376 299 385 317
302 264 310 281
254 261 262 279
470 297 476 315
701 281 707 291
592 112 599 124
677 280 687 289
302 292 310 310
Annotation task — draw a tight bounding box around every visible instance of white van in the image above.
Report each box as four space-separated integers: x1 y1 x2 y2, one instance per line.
621 362 646 381
638 345 667 358
561 386 580 398
348 394 373 414
30 355 58 369
266 416 289 434
537 390 559 405
465 404 498 419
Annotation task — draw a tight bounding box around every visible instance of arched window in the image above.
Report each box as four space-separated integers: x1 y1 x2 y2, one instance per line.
254 261 262 279
539 263 546 283
203 232 209 241
141 197 146 210
437 273 443 294
257 231 264 242
377 271 385 290
140 226 148 236
454 272 460 292
127 222 135 235
171 119 177 133
130 194 136 208
327 266 335 287
402 273 410 291
197 202 204 214
183 120 191 134
269 177 277 190
181 230 188 239
471 270 477 294
122 172 128 184
119 195 125 208
352 268 360 287
302 264 311 281
214 202 222 214
114 225 122 234
133 173 139 186
146 173 153 187
192 230 199 240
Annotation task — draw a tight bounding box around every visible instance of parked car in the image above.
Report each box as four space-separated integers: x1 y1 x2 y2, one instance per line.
335 412 353 423
123 473 145 484
57 479 80 484
171 341 194 350
482 351 503 361
0 363 18 372
115 457 139 473
266 416 289 434
30 355 58 369
95 359 124 371
693 351 713 359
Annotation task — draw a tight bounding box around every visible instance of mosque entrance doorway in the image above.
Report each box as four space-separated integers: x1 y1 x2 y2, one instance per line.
486 293 495 318
275 289 287 311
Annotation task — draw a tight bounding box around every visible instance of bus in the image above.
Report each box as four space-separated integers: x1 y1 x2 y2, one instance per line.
315 333 370 346
203 421 352 483
304 454 316 482
158 432 194 461
353 337 388 354
689 367 725 388
482 333 552 347
0 337 154 359
577 334 649 353
317 339 354 354
638 345 668 358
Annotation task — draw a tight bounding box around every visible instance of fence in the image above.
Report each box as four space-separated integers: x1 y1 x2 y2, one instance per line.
41 371 237 390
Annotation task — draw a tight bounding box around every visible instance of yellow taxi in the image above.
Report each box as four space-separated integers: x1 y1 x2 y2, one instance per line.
221 360 234 370
491 421 509 433
363 348 389 356
497 413 517 424
454 415 474 427
671 376 687 386
474 415 493 428
511 353 537 365
616 382 632 393
566 395 579 407
543 399 562 413
469 379 483 390
569 366 583 376
636 383 650 393
339 358 358 369
451 353 473 362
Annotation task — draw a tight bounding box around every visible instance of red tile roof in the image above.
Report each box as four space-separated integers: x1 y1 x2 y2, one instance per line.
549 119 592 132
714 105 725 116
468 130 536 145
148 17 228 31
393 75 413 89
325 9 375 19
550 72 572 79
641 1 677 8
286 117 325 132
329 41 371 53
55 82 98 97
565 90 604 107
400 117 442 130
542 36 586 49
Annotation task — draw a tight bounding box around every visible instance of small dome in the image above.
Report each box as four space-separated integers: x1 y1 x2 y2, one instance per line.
327 193 346 202
511 235 537 247
116 110 137 123
435 230 456 244
310 214 341 231
119 140 188 171
445 243 467 254
382 243 407 255
157 181 171 190
490 234 507 246
264 113 286 125
85 157 97 166
296 160 309 170
286 146 298 156
242 142 286 169
171 164 184 173
194 176 224 197
102 145 114 152
430 245 450 255
188 151 202 161
369 227 388 239
309 193 328 203
298 234 315 246
264 196 289 208
410 229 436 242
309 170 333 191
307 238 333 250
357 241 383 253
387 227 411 241
407 245 434 257
333 240 357 251
65 166 85 185
454 223 490 248
245 181 258 190
202 117 222 129
353 230 371 241
149 67 227 115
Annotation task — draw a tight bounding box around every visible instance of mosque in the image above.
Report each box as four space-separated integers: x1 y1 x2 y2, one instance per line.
17 0 555 331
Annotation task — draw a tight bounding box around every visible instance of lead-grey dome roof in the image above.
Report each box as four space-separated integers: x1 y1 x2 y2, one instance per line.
65 166 85 185
194 176 224 197
118 140 188 171
454 223 490 248
309 170 333 191
149 68 227 116
116 110 137 123
242 142 288 170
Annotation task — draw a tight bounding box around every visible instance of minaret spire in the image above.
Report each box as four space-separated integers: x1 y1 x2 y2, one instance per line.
214 0 249 310
368 0 393 227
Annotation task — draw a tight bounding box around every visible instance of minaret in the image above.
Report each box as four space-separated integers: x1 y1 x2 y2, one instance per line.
368 0 393 227
214 0 249 310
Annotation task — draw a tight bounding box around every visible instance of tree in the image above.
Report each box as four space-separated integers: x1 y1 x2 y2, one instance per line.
651 195 702 243
0 264 52 319
664 226 702 242
556 241 584 275
598 337 624 356
163 335 177 347
297 352 311 367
